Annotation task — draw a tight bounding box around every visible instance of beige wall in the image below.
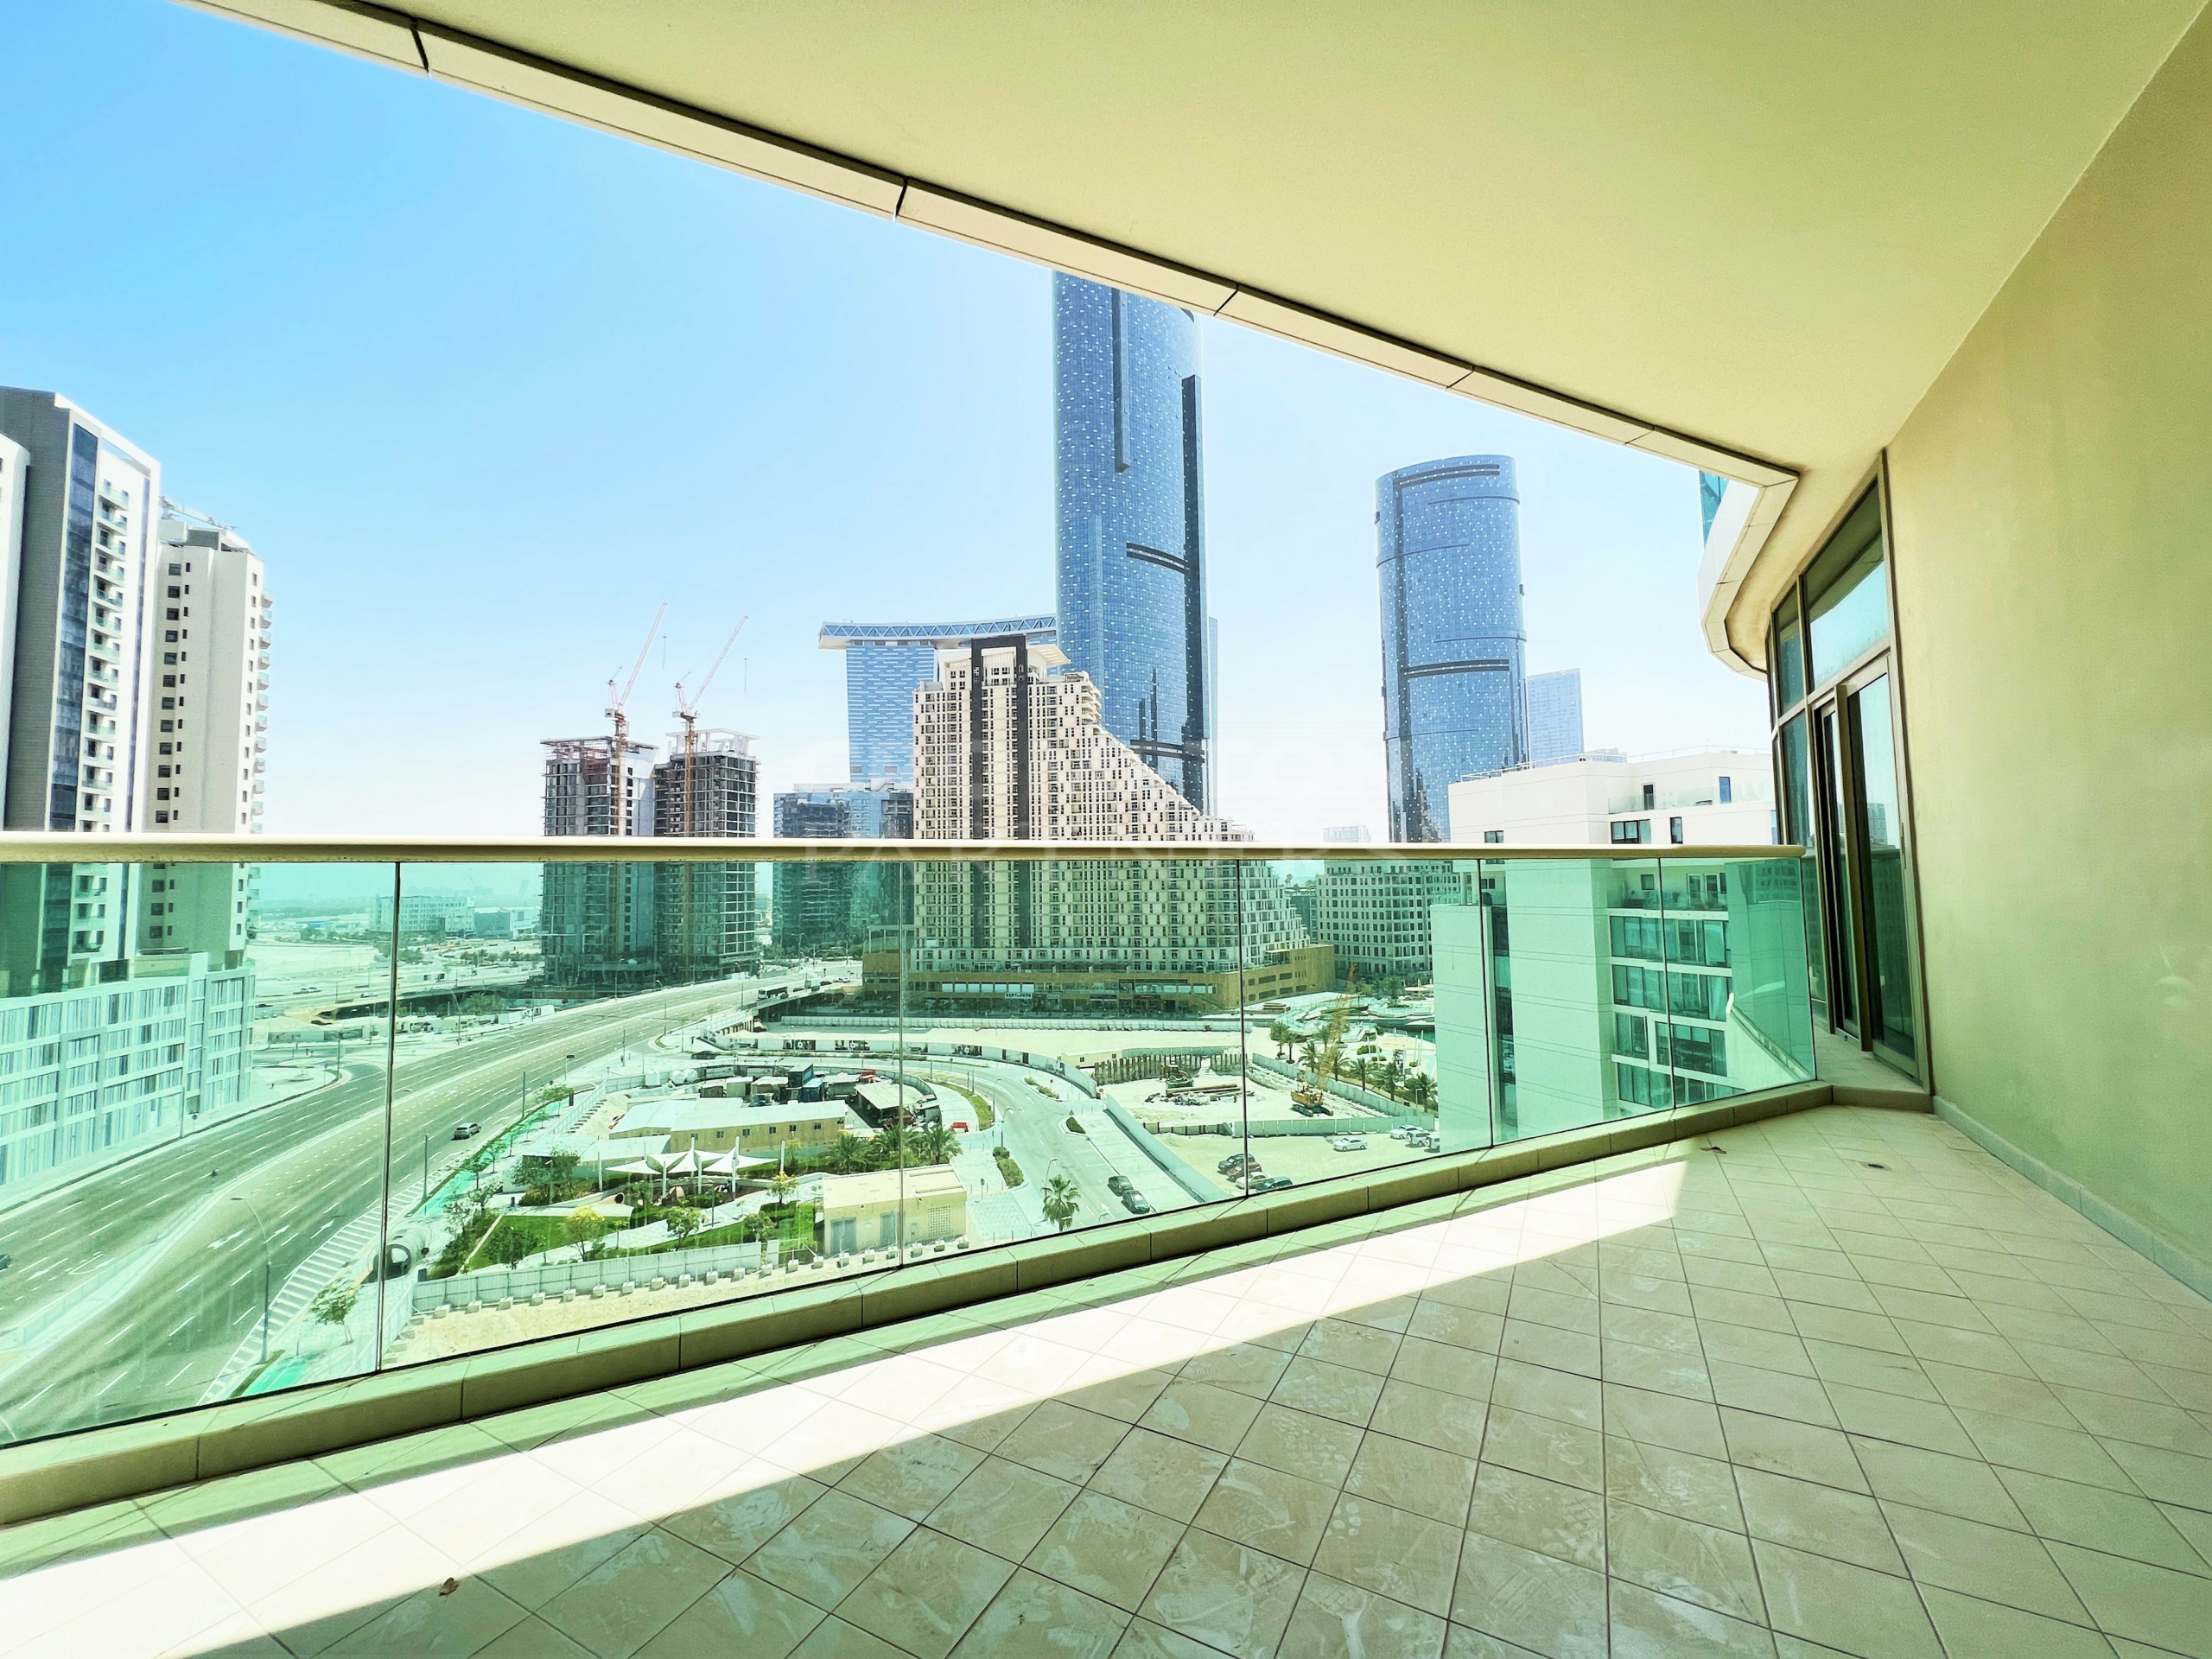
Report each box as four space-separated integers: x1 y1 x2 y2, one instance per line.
1885 8 2212 1271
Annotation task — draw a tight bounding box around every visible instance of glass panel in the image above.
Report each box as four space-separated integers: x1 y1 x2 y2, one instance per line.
1454 857 1672 1140
1249 859 1451 1181
1660 855 1815 1101
1778 714 1828 1022
0 860 392 1442
1850 677 1919 1065
1817 707 1859 1030
1806 489 1889 685
1775 589 1806 713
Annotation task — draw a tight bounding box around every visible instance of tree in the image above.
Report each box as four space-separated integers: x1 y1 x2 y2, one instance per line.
309 1280 359 1326
1041 1174 1079 1232
771 1167 797 1205
666 1207 703 1247
827 1134 873 1175
1381 1054 1407 1101
868 1124 908 1170
1297 1039 1322 1075
564 1210 613 1256
482 1218 536 1268
913 1125 959 1165
1268 1020 1296 1060
1405 1071 1437 1112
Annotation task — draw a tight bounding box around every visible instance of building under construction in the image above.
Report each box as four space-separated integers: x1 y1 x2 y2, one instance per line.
539 736 661 996
652 729 761 984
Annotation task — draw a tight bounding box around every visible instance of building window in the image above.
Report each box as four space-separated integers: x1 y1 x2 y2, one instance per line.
1610 819 1649 844
1482 830 1503 844
1719 775 1732 804
1641 784 1656 809
1669 817 1685 844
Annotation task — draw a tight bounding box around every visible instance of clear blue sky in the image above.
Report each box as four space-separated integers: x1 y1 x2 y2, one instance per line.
3 0 1765 840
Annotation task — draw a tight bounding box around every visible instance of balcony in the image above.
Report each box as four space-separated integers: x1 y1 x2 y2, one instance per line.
0 838 2200 1659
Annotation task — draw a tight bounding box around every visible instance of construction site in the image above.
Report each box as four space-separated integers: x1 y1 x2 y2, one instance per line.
538 609 762 998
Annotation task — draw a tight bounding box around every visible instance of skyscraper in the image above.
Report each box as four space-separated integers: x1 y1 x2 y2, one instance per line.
1528 668 1586 767
1052 275 1214 810
539 736 658 994
150 507 271 831
652 729 760 983
0 389 161 834
1377 454 1528 841
818 615 1055 786
0 393 253 1195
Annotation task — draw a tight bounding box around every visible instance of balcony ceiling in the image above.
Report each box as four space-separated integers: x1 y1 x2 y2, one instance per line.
228 0 2201 641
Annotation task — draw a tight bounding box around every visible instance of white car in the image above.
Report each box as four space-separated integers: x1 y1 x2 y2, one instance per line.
1330 1135 1369 1152
1389 1125 1414 1141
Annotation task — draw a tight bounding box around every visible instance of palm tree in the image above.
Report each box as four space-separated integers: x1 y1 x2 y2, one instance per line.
827 1134 872 1175
1297 1039 1322 1076
1405 1071 1436 1112
1040 1174 1079 1233
1381 1053 1407 1101
869 1123 909 1169
1351 1056 1370 1091
913 1125 958 1166
1268 1020 1296 1060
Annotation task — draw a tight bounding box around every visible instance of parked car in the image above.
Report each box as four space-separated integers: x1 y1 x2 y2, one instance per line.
949 1120 969 1134
1120 1190 1154 1216
1246 1175 1294 1194
451 1122 481 1140
1107 1174 1134 1197
1330 1135 1368 1152
1218 1155 1261 1179
1389 1124 1416 1141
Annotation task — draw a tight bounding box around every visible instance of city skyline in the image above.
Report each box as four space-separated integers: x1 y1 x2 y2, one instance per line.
2 0 1766 844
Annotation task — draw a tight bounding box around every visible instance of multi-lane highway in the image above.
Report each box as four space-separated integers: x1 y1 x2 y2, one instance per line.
0 973 810 1444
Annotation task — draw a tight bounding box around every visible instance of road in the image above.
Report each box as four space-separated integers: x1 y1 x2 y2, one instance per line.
0 973 810 1444
918 1059 1202 1240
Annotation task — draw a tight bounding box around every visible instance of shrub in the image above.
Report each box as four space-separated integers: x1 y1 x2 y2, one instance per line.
993 1146 1025 1188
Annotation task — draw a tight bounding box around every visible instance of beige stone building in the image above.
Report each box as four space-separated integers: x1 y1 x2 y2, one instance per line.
818 1164 967 1253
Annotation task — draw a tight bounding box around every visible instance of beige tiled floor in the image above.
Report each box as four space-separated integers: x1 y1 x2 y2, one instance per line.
5 1105 2211 1658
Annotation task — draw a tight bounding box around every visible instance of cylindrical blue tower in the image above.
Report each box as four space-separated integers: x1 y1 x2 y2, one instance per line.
1053 274 1211 810
1377 455 1528 841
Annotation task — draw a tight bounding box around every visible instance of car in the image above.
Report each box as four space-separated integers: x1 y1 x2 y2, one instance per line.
1330 1135 1368 1152
1217 1154 1259 1176
949 1121 969 1133
0 1252 10 1271
1247 1175 1293 1193
451 1122 481 1140
1389 1124 1415 1141
1119 1190 1154 1215
1107 1174 1134 1197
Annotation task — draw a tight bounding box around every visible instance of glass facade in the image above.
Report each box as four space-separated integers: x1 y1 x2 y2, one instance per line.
1527 667 1586 765
819 617 1057 787
771 786 912 956
1053 275 1212 810
1378 455 1528 841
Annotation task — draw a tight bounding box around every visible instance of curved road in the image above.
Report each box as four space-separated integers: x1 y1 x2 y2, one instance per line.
0 974 807 1443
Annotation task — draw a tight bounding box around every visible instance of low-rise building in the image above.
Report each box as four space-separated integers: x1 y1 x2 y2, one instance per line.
607 1096 853 1159
819 1164 966 1252
1447 747 1775 849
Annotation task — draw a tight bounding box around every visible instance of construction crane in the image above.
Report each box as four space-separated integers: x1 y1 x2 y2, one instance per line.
672 616 747 836
605 603 666 837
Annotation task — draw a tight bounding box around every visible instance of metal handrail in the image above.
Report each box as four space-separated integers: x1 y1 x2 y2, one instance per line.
0 833 1803 866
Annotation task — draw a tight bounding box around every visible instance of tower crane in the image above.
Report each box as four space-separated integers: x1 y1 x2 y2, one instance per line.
606 603 666 836
672 616 747 835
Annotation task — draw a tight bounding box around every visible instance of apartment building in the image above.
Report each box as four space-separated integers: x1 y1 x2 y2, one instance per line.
149 508 270 832
1448 747 1776 849
652 729 760 984
769 783 909 957
904 638 1325 1014
538 735 658 995
1310 859 1470 988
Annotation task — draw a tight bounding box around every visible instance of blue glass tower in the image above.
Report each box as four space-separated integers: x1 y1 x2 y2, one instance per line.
819 616 1055 785
1378 455 1528 841
1053 275 1212 810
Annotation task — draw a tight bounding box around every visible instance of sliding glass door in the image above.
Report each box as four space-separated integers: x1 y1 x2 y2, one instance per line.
1770 481 1924 1079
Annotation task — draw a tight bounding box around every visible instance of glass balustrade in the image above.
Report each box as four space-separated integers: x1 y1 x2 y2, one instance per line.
0 842 1811 1442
